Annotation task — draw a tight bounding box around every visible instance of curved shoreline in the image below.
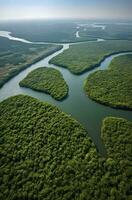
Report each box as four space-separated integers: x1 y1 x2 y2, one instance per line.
0 30 105 88
84 93 132 111
84 52 132 111
19 84 69 101
50 50 132 75
0 45 63 88
19 67 69 101
0 33 132 154
0 30 98 45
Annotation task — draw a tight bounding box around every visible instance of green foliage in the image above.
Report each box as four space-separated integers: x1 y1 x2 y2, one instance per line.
79 23 132 40
19 67 68 100
50 40 132 74
101 117 132 161
0 37 62 88
0 95 131 199
0 21 93 43
1 21 132 43
84 54 132 110
101 117 132 200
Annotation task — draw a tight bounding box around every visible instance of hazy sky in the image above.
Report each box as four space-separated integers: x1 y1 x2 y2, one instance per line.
0 0 132 20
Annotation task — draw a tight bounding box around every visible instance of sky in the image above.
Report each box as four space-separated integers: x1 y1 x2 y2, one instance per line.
0 0 132 20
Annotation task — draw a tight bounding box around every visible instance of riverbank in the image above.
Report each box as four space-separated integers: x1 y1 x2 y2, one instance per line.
50 40 132 74
0 42 63 88
19 67 69 101
0 41 132 155
84 54 132 110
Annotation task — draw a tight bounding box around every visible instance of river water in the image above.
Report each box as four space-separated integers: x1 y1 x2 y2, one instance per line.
0 32 132 155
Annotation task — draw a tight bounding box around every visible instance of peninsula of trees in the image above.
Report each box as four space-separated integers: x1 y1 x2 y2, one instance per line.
84 54 132 110
19 67 68 100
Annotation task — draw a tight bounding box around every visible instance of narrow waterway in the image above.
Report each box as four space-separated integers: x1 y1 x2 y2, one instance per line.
0 34 132 155
75 31 80 38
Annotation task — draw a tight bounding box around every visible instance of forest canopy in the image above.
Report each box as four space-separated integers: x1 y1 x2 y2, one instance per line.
0 37 62 88
50 40 132 74
84 54 132 110
0 95 131 200
19 67 68 100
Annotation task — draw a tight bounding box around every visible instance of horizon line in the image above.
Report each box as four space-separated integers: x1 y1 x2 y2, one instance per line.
0 17 132 22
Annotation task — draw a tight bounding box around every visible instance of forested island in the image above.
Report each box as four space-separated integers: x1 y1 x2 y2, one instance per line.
0 95 131 200
19 67 68 100
84 54 132 110
50 40 132 74
0 37 62 88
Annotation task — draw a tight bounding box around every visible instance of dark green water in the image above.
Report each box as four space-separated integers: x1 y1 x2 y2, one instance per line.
0 42 132 155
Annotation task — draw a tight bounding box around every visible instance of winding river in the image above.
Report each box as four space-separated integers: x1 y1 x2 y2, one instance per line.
0 32 132 155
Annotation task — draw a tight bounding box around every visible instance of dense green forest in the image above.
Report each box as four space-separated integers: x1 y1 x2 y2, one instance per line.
0 95 131 200
50 40 132 74
0 37 62 88
19 67 68 100
101 116 132 161
1 21 132 42
0 21 94 43
79 23 132 40
84 54 132 110
101 117 132 199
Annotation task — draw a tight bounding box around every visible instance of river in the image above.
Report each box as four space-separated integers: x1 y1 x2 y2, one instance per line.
0 32 132 155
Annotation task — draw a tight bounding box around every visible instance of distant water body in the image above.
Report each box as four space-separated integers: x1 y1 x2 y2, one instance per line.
77 23 106 30
0 30 104 44
0 24 131 155
75 31 80 38
75 23 106 39
0 31 61 45
0 31 32 43
0 22 105 44
0 32 131 154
